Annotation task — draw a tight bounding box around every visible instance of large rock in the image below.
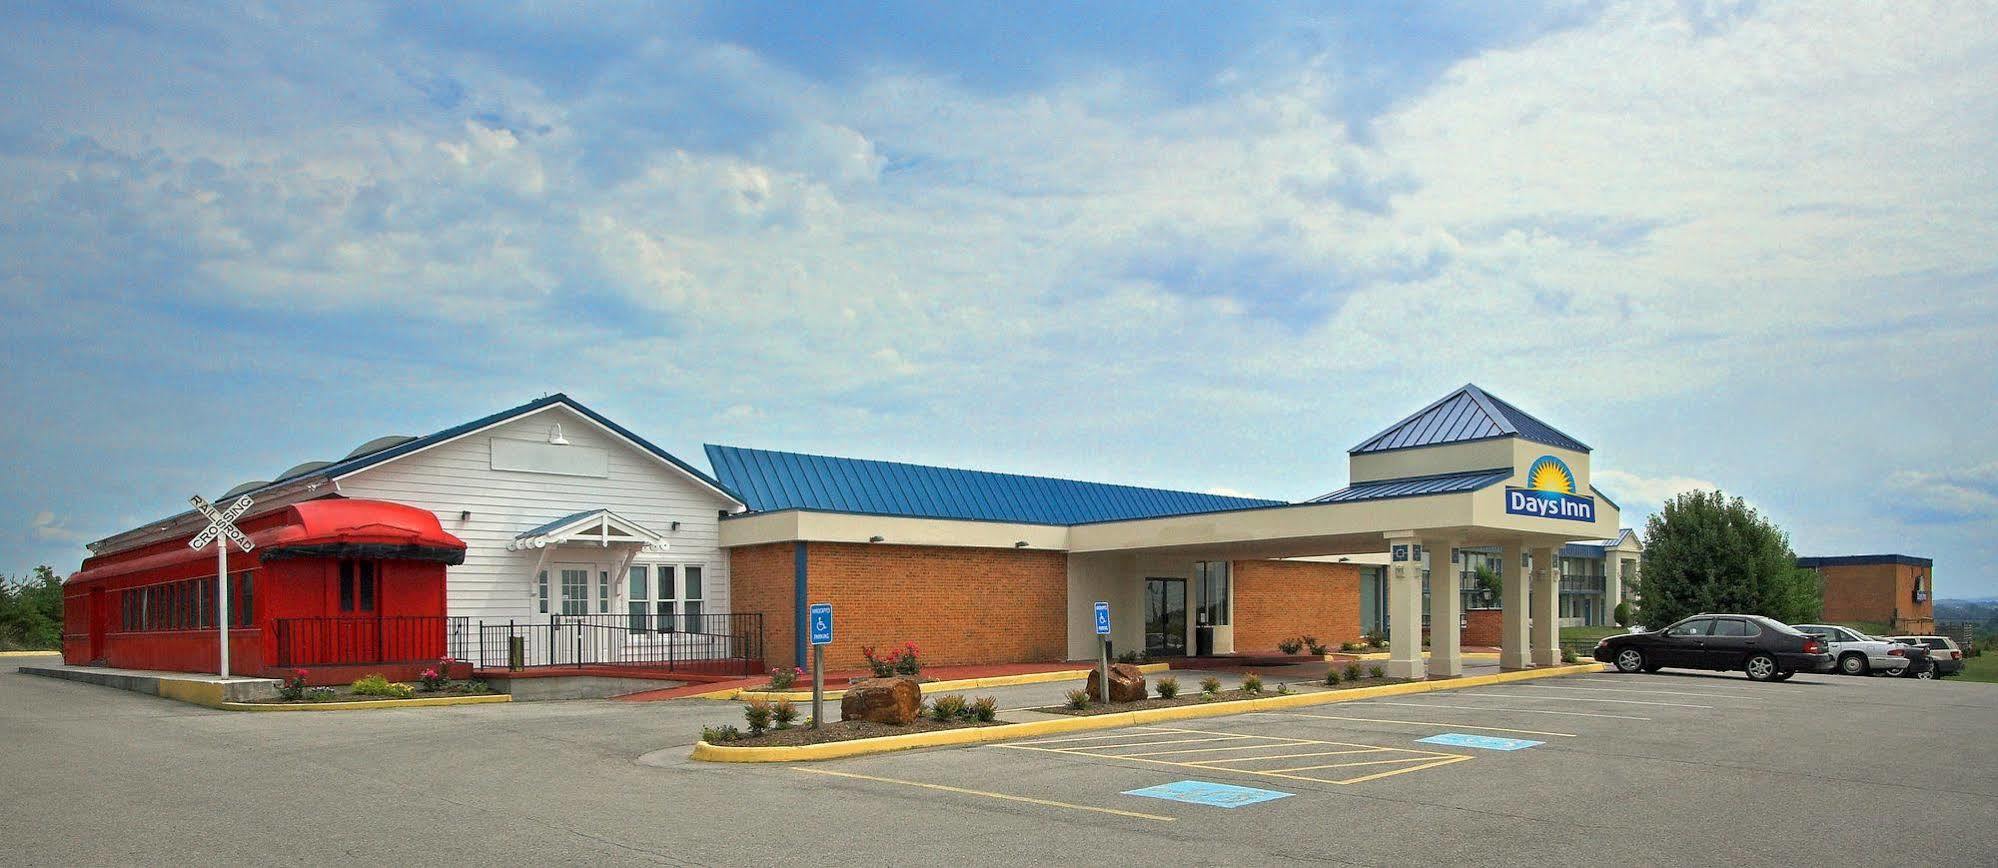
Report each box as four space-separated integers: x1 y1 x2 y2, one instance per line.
839 676 922 724
1086 663 1148 703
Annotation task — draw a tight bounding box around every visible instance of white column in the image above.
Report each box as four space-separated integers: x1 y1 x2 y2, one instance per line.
1531 546 1559 666
1603 552 1622 623
1385 533 1425 681
1500 541 1530 670
1425 536 1461 678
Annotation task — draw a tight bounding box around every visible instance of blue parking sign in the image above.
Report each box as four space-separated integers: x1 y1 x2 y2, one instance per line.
1094 601 1111 635
809 603 833 646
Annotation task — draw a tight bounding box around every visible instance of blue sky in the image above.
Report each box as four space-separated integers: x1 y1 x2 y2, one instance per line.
4 1 1996 595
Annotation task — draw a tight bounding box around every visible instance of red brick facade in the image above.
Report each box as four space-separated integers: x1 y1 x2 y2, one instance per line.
1229 559 1362 652
729 542 1069 670
1462 608 1502 647
1815 562 1935 633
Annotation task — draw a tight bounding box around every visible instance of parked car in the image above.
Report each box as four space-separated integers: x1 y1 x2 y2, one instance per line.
1888 635 1964 678
1597 614 1833 681
1791 624 1924 677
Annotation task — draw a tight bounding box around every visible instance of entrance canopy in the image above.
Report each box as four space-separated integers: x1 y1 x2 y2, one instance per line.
507 509 669 553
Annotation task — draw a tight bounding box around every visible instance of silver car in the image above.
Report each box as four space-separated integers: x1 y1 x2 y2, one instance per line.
1792 624 1915 676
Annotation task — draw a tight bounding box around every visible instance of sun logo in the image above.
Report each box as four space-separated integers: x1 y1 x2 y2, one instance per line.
1525 456 1576 494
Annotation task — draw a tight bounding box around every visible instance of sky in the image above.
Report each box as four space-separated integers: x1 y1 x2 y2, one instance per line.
2 1 1995 595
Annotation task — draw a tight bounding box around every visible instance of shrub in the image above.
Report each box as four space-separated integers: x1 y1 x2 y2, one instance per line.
970 696 998 722
1199 676 1221 695
351 674 414 698
417 667 448 692
1368 632 1388 649
1368 664 1385 680
1277 638 1303 655
1324 667 1342 686
303 686 336 702
701 724 742 743
1561 647 1578 664
1241 673 1264 695
744 699 774 735
1344 664 1363 682
1614 600 1633 628
893 642 922 677
278 669 308 701
768 666 803 690
1155 677 1180 699
773 698 799 730
1304 637 1328 656
1275 682 1293 696
859 645 896 678
1064 689 1090 710
1340 641 1365 652
464 680 490 695
1116 649 1150 665
929 694 968 722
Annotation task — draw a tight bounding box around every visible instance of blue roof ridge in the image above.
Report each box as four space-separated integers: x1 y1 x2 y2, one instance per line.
704 443 1282 506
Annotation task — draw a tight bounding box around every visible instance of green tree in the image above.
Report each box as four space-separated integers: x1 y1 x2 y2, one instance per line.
1613 600 1633 628
0 566 64 650
1635 491 1821 628
1472 564 1501 606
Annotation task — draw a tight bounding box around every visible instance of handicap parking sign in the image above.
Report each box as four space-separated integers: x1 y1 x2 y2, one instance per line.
1123 780 1292 808
809 603 833 646
1417 732 1543 751
1094 601 1111 635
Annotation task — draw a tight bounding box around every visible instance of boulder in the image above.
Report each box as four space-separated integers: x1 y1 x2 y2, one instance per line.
1086 663 1148 703
839 676 922 724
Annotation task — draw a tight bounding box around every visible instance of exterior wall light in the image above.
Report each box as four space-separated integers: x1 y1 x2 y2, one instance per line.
869 535 884 543
547 424 569 446
1014 541 1029 547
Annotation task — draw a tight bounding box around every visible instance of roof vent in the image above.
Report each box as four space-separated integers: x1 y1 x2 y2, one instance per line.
344 434 418 460
275 460 335 481
221 480 270 499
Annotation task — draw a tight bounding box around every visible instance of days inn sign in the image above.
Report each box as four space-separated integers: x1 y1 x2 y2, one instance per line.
1504 455 1596 523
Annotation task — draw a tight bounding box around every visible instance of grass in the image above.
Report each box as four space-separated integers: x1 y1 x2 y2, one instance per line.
1561 625 1627 644
1957 653 1998 684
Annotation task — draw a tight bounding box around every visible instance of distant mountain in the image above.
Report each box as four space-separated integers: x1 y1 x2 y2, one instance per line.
1935 599 1998 624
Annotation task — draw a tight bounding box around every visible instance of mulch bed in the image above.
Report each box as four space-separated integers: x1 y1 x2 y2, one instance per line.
249 681 495 704
707 717 1007 747
1036 677 1405 716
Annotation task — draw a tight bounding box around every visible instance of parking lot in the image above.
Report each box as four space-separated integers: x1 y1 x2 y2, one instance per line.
4 657 1996 865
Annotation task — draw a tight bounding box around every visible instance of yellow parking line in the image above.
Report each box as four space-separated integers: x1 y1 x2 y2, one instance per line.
1011 728 1200 746
1120 741 1344 758
1464 691 1713 709
1270 712 1577 738
789 767 1175 822
1189 748 1388 765
1333 754 1474 785
1088 735 1282 752
1359 700 1650 720
1262 755 1442 774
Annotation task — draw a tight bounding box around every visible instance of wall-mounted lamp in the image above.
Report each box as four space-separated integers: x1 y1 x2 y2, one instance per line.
868 535 884 543
459 510 471 521
670 521 681 531
547 423 569 446
1014 541 1029 548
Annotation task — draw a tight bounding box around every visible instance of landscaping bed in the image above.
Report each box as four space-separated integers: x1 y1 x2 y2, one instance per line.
250 670 494 704
1036 671 1406 716
701 717 1011 748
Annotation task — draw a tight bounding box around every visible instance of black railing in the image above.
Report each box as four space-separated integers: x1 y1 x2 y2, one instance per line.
273 616 470 667
474 613 763 676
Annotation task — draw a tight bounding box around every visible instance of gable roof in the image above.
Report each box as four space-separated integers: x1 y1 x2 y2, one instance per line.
706 444 1283 526
88 394 740 555
1309 468 1512 504
1350 384 1590 455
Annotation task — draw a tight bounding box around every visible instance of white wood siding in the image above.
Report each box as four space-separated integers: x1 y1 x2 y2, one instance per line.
335 405 736 625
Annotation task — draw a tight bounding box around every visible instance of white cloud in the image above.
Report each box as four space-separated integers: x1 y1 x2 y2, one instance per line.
1591 470 1722 508
29 511 90 544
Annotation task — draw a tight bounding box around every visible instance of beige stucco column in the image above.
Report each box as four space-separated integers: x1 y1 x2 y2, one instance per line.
1500 541 1530 670
1385 532 1425 681
1531 545 1559 666
1425 536 1462 678
1602 550 1621 621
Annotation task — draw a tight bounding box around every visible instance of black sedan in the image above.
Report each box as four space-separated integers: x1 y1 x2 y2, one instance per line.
1597 614 1835 682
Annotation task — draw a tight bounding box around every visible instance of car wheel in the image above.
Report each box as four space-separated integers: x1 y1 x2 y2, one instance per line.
1839 653 1869 676
1614 648 1646 673
1914 667 1936 680
1745 653 1779 682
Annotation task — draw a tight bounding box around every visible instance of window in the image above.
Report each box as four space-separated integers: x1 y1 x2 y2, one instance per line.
1666 619 1712 637
537 570 549 614
338 561 374 613
598 571 610 614
233 571 254 626
559 567 589 616
1196 561 1229 626
630 564 705 632
1712 619 1748 637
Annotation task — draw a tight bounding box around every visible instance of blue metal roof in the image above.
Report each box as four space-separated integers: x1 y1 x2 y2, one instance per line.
1309 468 1512 504
706 444 1284 525
1797 554 1932 569
1350 384 1590 455
515 509 609 540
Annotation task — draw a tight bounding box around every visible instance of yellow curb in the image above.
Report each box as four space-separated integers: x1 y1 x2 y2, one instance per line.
0 650 59 657
719 663 1173 703
688 662 1605 763
217 694 513 712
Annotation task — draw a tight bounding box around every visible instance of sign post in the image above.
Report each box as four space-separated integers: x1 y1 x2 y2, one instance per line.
808 602 833 729
187 494 255 678
1093 601 1111 704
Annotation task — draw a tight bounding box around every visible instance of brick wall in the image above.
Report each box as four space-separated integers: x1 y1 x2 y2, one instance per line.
1818 563 1933 629
1230 560 1361 652
732 542 1070 670
728 542 798 670
1462 609 1502 646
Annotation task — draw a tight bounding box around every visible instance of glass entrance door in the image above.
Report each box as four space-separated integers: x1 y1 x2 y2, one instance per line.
1144 578 1188 657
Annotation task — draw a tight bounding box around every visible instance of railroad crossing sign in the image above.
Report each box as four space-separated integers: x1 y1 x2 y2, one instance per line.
188 494 254 677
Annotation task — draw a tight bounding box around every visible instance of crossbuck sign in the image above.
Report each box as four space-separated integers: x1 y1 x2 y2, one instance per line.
188 494 254 677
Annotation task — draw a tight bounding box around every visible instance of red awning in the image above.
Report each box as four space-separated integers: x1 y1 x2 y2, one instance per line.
69 498 467 585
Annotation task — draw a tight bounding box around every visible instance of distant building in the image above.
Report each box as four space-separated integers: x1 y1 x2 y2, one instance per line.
1796 554 1934 634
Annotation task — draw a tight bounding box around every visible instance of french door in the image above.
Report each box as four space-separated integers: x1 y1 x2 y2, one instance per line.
1145 578 1188 657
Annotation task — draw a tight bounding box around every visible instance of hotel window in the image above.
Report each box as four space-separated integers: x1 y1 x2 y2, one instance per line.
537 570 549 614
631 564 705 632
598 571 611 614
559 567 590 616
1196 561 1230 626
233 571 254 626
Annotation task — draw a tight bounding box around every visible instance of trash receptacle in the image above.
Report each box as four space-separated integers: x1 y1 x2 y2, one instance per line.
1195 625 1214 657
